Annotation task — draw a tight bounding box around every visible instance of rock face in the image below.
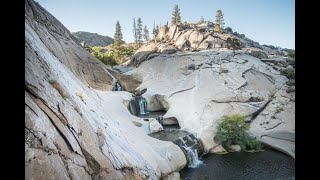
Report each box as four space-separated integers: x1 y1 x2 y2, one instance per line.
72 31 114 47
129 24 238 66
125 47 295 158
124 22 295 158
229 145 241 152
244 47 269 59
25 0 187 179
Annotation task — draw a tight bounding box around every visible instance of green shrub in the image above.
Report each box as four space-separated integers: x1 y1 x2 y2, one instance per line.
238 137 262 150
91 49 118 66
286 79 295 86
90 45 136 65
216 114 262 151
280 68 295 79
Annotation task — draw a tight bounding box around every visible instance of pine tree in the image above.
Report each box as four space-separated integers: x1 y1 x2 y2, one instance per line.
114 20 124 62
143 26 150 42
227 37 241 56
171 4 181 25
133 17 137 44
136 18 143 47
156 25 159 38
214 10 225 33
152 22 158 39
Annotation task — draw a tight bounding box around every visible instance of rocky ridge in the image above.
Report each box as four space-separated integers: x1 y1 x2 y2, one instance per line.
72 31 114 47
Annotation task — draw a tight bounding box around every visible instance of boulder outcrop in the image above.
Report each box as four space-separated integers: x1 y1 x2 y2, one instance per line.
126 47 294 158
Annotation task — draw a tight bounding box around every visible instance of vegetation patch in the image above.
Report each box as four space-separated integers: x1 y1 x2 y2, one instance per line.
280 68 295 87
286 79 295 86
280 68 295 79
216 114 262 151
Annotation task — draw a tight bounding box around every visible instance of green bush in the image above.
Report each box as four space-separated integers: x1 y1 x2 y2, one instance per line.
216 114 262 151
237 136 262 150
280 68 295 79
91 45 136 65
286 79 295 86
91 47 119 66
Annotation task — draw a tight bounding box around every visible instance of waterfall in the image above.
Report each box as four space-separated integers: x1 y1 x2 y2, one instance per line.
175 135 203 168
182 145 203 168
115 81 122 91
138 97 147 115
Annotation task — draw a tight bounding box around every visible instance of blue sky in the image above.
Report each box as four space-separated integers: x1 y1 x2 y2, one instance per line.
36 0 295 49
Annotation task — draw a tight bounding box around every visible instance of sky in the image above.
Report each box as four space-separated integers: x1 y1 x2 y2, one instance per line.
36 0 295 49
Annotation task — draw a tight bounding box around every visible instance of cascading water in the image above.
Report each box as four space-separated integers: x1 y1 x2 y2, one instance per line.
149 129 204 168
182 145 203 168
115 81 122 91
138 97 147 114
176 135 203 168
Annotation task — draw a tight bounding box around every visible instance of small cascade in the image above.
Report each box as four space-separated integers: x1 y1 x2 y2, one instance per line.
114 80 122 91
182 145 203 168
174 134 204 168
128 95 148 116
149 129 204 168
138 96 147 115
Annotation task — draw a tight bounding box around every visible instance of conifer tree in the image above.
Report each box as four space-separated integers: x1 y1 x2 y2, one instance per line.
171 4 182 25
114 20 124 62
214 10 225 33
227 37 241 56
133 17 137 44
143 26 150 42
136 18 143 47
152 22 159 39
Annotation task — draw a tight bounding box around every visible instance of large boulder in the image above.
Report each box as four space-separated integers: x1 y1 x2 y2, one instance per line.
167 24 178 40
158 43 177 54
245 48 269 59
174 29 193 49
212 37 228 48
188 31 204 48
157 25 169 40
198 35 215 49
129 43 158 66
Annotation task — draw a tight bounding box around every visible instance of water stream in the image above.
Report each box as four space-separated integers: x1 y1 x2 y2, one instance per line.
182 144 203 168
138 97 147 114
115 81 122 91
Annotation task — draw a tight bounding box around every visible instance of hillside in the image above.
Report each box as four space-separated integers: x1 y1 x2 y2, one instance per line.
72 31 114 46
